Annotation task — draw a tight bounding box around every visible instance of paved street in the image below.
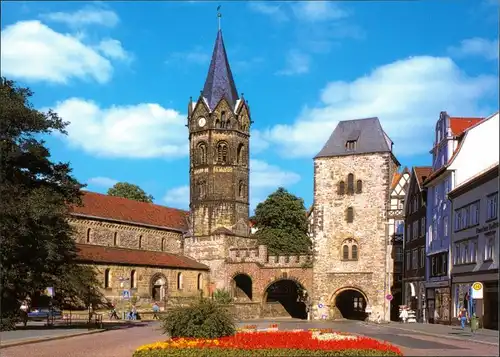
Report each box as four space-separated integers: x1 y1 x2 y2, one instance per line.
1 320 498 357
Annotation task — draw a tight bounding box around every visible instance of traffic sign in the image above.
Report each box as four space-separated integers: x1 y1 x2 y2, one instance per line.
122 289 130 300
471 282 483 299
386 294 393 301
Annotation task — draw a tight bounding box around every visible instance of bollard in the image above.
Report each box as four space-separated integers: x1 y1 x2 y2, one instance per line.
471 316 479 334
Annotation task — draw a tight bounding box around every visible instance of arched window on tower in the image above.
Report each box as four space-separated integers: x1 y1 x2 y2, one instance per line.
338 181 345 195
351 245 358 260
221 111 226 128
217 142 228 164
342 245 349 260
113 232 118 246
239 181 246 198
198 180 206 198
237 144 245 164
347 174 354 194
341 238 359 261
346 207 354 223
161 238 166 251
139 235 143 249
356 179 363 194
197 142 207 165
86 228 91 243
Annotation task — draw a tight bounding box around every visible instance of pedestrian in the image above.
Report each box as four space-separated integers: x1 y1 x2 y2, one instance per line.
459 307 468 329
399 307 409 323
152 302 160 320
20 300 29 327
131 305 137 320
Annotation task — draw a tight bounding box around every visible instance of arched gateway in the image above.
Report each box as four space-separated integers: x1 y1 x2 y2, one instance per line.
150 273 167 302
331 287 369 321
263 278 308 319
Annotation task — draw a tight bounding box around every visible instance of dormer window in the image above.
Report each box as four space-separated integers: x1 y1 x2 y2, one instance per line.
346 140 357 151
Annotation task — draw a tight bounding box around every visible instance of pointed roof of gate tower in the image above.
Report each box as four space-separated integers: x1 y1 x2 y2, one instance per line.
202 30 239 112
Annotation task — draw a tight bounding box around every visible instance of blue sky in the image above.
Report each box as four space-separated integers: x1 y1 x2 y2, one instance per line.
1 0 498 212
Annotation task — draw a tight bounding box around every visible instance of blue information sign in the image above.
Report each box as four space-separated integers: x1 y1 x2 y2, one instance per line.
122 290 130 300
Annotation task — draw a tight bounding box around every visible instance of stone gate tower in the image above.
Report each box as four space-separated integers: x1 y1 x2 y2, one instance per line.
187 29 252 239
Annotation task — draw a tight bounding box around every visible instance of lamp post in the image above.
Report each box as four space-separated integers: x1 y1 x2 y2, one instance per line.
298 289 312 321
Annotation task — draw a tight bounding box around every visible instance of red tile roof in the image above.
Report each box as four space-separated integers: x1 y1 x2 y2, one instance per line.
414 167 432 186
449 117 484 136
391 172 401 189
70 191 188 231
75 244 209 270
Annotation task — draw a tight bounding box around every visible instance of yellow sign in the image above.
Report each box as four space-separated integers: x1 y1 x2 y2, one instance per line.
472 282 483 291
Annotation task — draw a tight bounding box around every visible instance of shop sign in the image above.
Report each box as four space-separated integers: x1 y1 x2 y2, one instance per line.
476 221 499 234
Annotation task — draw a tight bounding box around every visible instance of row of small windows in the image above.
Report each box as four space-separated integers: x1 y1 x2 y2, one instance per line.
196 142 246 165
86 228 169 251
342 238 359 261
194 180 247 199
103 269 204 291
338 174 363 195
206 112 249 131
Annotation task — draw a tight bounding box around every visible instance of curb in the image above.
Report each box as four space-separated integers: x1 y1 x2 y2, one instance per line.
0 329 105 348
363 322 499 346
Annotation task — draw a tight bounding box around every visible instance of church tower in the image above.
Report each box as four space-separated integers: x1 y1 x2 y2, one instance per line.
188 28 251 239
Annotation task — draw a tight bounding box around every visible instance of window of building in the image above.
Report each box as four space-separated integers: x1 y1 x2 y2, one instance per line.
395 246 403 262
338 181 345 195
461 207 469 229
351 245 358 260
470 202 479 226
419 248 425 268
395 220 404 235
462 241 469 264
130 270 136 289
356 180 363 194
406 224 411 242
434 187 439 206
177 272 183 290
217 141 228 164
104 269 111 289
443 216 448 237
412 249 418 270
239 181 245 198
412 221 418 240
197 274 203 291
420 218 426 237
471 240 477 263
485 236 495 261
406 251 411 271
86 228 91 243
161 238 165 251
413 197 418 213
487 193 498 220
197 142 207 165
432 221 437 241
347 174 354 195
237 144 245 164
346 207 354 223
346 140 357 151
455 209 462 231
113 232 118 246
342 245 349 260
139 235 143 249
454 243 460 265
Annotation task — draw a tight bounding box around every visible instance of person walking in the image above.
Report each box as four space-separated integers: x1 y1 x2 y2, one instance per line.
152 302 160 320
459 307 468 329
20 300 29 327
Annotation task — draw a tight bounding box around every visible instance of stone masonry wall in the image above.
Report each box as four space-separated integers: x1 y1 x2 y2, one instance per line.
70 218 183 253
312 152 396 322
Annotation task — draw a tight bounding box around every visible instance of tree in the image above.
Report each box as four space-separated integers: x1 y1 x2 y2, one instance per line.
0 78 101 322
107 182 154 203
251 187 312 255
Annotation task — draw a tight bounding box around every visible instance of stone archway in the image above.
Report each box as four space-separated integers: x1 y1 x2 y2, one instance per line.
231 273 253 301
150 273 167 302
262 278 307 319
331 287 369 321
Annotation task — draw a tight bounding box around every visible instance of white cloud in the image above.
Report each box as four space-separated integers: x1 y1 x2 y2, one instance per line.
164 159 300 211
1 20 113 84
164 185 190 208
50 98 188 159
292 1 348 22
97 38 132 62
87 176 118 188
166 47 210 66
276 50 310 76
259 56 498 158
247 2 289 22
448 38 499 61
40 6 119 28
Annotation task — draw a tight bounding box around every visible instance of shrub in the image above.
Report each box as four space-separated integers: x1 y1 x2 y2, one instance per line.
161 299 235 339
212 289 232 305
0 315 17 331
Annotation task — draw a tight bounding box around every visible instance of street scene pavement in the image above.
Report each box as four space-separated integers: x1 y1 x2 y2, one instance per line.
1 319 498 357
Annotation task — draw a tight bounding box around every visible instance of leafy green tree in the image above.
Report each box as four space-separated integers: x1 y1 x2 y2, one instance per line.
0 78 101 321
251 187 312 255
107 182 154 203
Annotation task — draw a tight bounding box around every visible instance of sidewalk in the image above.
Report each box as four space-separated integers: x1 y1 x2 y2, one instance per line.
374 321 499 345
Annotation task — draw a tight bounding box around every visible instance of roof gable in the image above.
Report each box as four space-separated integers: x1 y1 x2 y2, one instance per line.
315 117 393 159
70 191 189 232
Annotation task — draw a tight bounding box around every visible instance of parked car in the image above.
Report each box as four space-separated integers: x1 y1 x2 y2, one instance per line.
27 307 62 321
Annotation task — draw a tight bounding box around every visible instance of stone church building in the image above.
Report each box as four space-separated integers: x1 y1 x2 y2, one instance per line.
70 27 403 321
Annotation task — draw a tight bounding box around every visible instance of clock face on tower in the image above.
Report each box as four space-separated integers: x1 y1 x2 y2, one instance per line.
198 117 206 128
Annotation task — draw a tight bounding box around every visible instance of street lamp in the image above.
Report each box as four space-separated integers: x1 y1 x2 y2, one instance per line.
297 289 312 321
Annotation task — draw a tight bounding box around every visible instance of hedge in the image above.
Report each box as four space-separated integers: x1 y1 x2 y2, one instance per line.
133 348 401 357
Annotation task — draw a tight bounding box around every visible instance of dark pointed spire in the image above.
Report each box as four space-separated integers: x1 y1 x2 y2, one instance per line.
202 30 238 112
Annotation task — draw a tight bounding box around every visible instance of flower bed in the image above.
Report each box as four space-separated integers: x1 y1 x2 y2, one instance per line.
134 331 402 357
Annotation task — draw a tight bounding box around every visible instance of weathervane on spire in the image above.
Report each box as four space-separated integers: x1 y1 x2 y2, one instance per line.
217 5 222 31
